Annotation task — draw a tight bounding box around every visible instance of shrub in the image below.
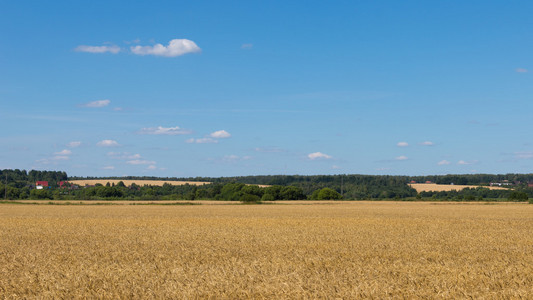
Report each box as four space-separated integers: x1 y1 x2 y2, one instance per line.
316 188 342 200
509 191 528 201
240 193 261 203
261 193 275 201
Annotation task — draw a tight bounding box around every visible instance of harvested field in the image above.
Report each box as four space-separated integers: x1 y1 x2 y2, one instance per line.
69 179 211 187
410 183 510 192
1 202 532 298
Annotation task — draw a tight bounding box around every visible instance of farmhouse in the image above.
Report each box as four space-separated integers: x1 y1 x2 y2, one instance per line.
36 181 49 189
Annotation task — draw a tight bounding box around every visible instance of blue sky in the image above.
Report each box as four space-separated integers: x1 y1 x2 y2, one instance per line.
1 1 531 177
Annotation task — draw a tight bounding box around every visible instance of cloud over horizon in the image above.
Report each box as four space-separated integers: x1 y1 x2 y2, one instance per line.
67 141 82 148
186 138 218 144
97 140 119 147
75 45 120 54
210 130 231 139
131 39 201 57
80 99 111 108
308 152 332 160
138 126 192 135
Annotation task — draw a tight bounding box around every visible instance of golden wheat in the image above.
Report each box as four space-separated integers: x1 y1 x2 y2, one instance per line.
69 179 211 187
409 183 509 192
0 202 532 298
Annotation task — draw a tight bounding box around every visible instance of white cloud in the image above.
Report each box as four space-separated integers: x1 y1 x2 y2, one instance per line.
515 151 533 159
420 141 434 146
108 152 141 160
516 68 528 73
67 141 82 148
186 138 218 144
397 142 409 147
81 99 111 108
210 130 231 139
131 39 201 57
75 45 120 54
331 165 341 170
241 43 253 49
138 126 192 135
438 160 451 165
147 165 157 170
458 160 478 165
308 152 332 160
55 149 72 155
97 140 119 147
395 155 408 161
103 166 115 170
126 159 156 165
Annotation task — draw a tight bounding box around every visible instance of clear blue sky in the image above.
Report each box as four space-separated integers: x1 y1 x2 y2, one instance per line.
1 1 531 177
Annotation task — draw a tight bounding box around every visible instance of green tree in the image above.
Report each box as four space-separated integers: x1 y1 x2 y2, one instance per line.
240 193 261 203
316 188 342 200
509 191 528 201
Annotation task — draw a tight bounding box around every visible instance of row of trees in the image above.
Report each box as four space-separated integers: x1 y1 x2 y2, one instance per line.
2 169 532 201
0 182 341 201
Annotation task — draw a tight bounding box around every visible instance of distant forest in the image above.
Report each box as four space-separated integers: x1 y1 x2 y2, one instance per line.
1 169 532 201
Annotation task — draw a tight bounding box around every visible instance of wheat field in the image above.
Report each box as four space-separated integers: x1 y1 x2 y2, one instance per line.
1 202 532 298
69 179 211 187
409 183 509 192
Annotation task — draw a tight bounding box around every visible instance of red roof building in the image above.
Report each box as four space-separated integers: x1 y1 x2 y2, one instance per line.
36 181 49 187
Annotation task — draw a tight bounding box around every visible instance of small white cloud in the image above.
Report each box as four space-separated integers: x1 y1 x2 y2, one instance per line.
210 130 231 139
147 165 157 170
308 152 332 160
186 138 218 144
395 155 408 161
241 43 253 49
113 107 124 111
55 149 72 155
81 99 111 108
515 151 533 159
331 165 341 170
126 159 156 165
97 140 119 147
131 39 201 57
103 166 115 170
75 45 120 54
437 160 450 165
420 141 434 146
516 68 528 73
397 142 409 147
458 160 478 165
67 141 82 148
138 126 192 135
107 152 140 159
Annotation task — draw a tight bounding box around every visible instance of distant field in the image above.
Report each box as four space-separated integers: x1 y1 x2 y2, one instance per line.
1 202 532 298
409 183 510 192
69 179 211 187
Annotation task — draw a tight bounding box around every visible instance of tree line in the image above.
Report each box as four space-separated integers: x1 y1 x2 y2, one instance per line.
2 169 532 201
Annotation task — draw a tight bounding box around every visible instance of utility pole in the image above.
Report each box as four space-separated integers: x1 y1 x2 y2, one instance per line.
341 174 343 198
4 173 7 200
